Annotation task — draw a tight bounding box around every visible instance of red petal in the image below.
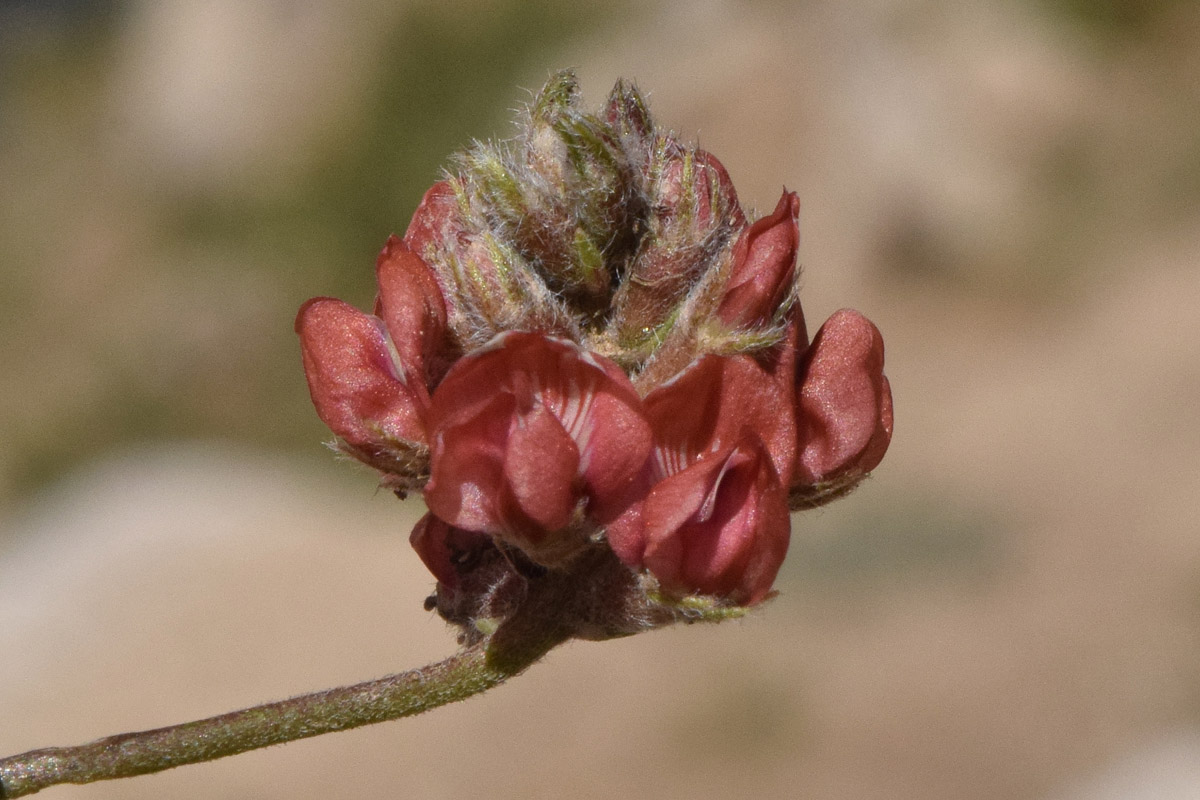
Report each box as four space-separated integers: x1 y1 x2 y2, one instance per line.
645 352 796 486
403 180 458 262
573 360 654 523
716 190 800 327
295 298 427 457
428 332 652 527
603 480 651 567
794 309 893 486
642 437 789 605
503 404 580 534
640 453 721 570
374 235 447 384
409 513 494 588
424 392 513 533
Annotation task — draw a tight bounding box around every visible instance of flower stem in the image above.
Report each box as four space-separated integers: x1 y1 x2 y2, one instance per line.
0 632 562 798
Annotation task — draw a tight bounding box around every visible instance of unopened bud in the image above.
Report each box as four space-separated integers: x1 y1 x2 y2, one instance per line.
295 297 431 483
715 189 800 329
791 309 893 507
609 142 745 355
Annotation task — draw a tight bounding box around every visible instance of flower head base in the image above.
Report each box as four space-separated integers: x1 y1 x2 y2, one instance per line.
296 71 893 642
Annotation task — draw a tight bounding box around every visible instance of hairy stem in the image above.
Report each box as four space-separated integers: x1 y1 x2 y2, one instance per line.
0 632 563 798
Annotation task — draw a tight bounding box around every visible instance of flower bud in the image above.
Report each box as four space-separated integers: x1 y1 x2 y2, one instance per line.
609 143 745 354
295 297 430 481
373 235 448 384
461 71 647 312
602 79 654 174
791 309 893 506
404 178 576 347
715 190 800 328
403 180 459 265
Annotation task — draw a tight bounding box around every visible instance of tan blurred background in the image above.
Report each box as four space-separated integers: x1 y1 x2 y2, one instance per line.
2 1 1199 798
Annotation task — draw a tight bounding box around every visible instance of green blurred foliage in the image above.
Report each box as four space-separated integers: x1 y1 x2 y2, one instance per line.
1035 0 1191 42
0 1 628 507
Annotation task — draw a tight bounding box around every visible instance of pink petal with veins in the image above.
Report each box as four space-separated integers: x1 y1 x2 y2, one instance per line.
641 436 789 605
424 332 652 559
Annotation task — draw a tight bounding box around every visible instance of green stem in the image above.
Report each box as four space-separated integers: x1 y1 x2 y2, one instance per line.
0 633 561 798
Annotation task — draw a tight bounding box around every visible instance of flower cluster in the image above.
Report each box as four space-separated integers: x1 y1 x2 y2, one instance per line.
297 72 892 637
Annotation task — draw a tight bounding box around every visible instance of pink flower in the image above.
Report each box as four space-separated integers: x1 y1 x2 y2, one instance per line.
791 309 894 506
638 436 789 605
296 72 895 618
423 332 653 565
608 354 795 605
295 237 446 483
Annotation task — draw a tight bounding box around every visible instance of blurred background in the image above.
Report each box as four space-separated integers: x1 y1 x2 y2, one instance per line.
2 1 1199 798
